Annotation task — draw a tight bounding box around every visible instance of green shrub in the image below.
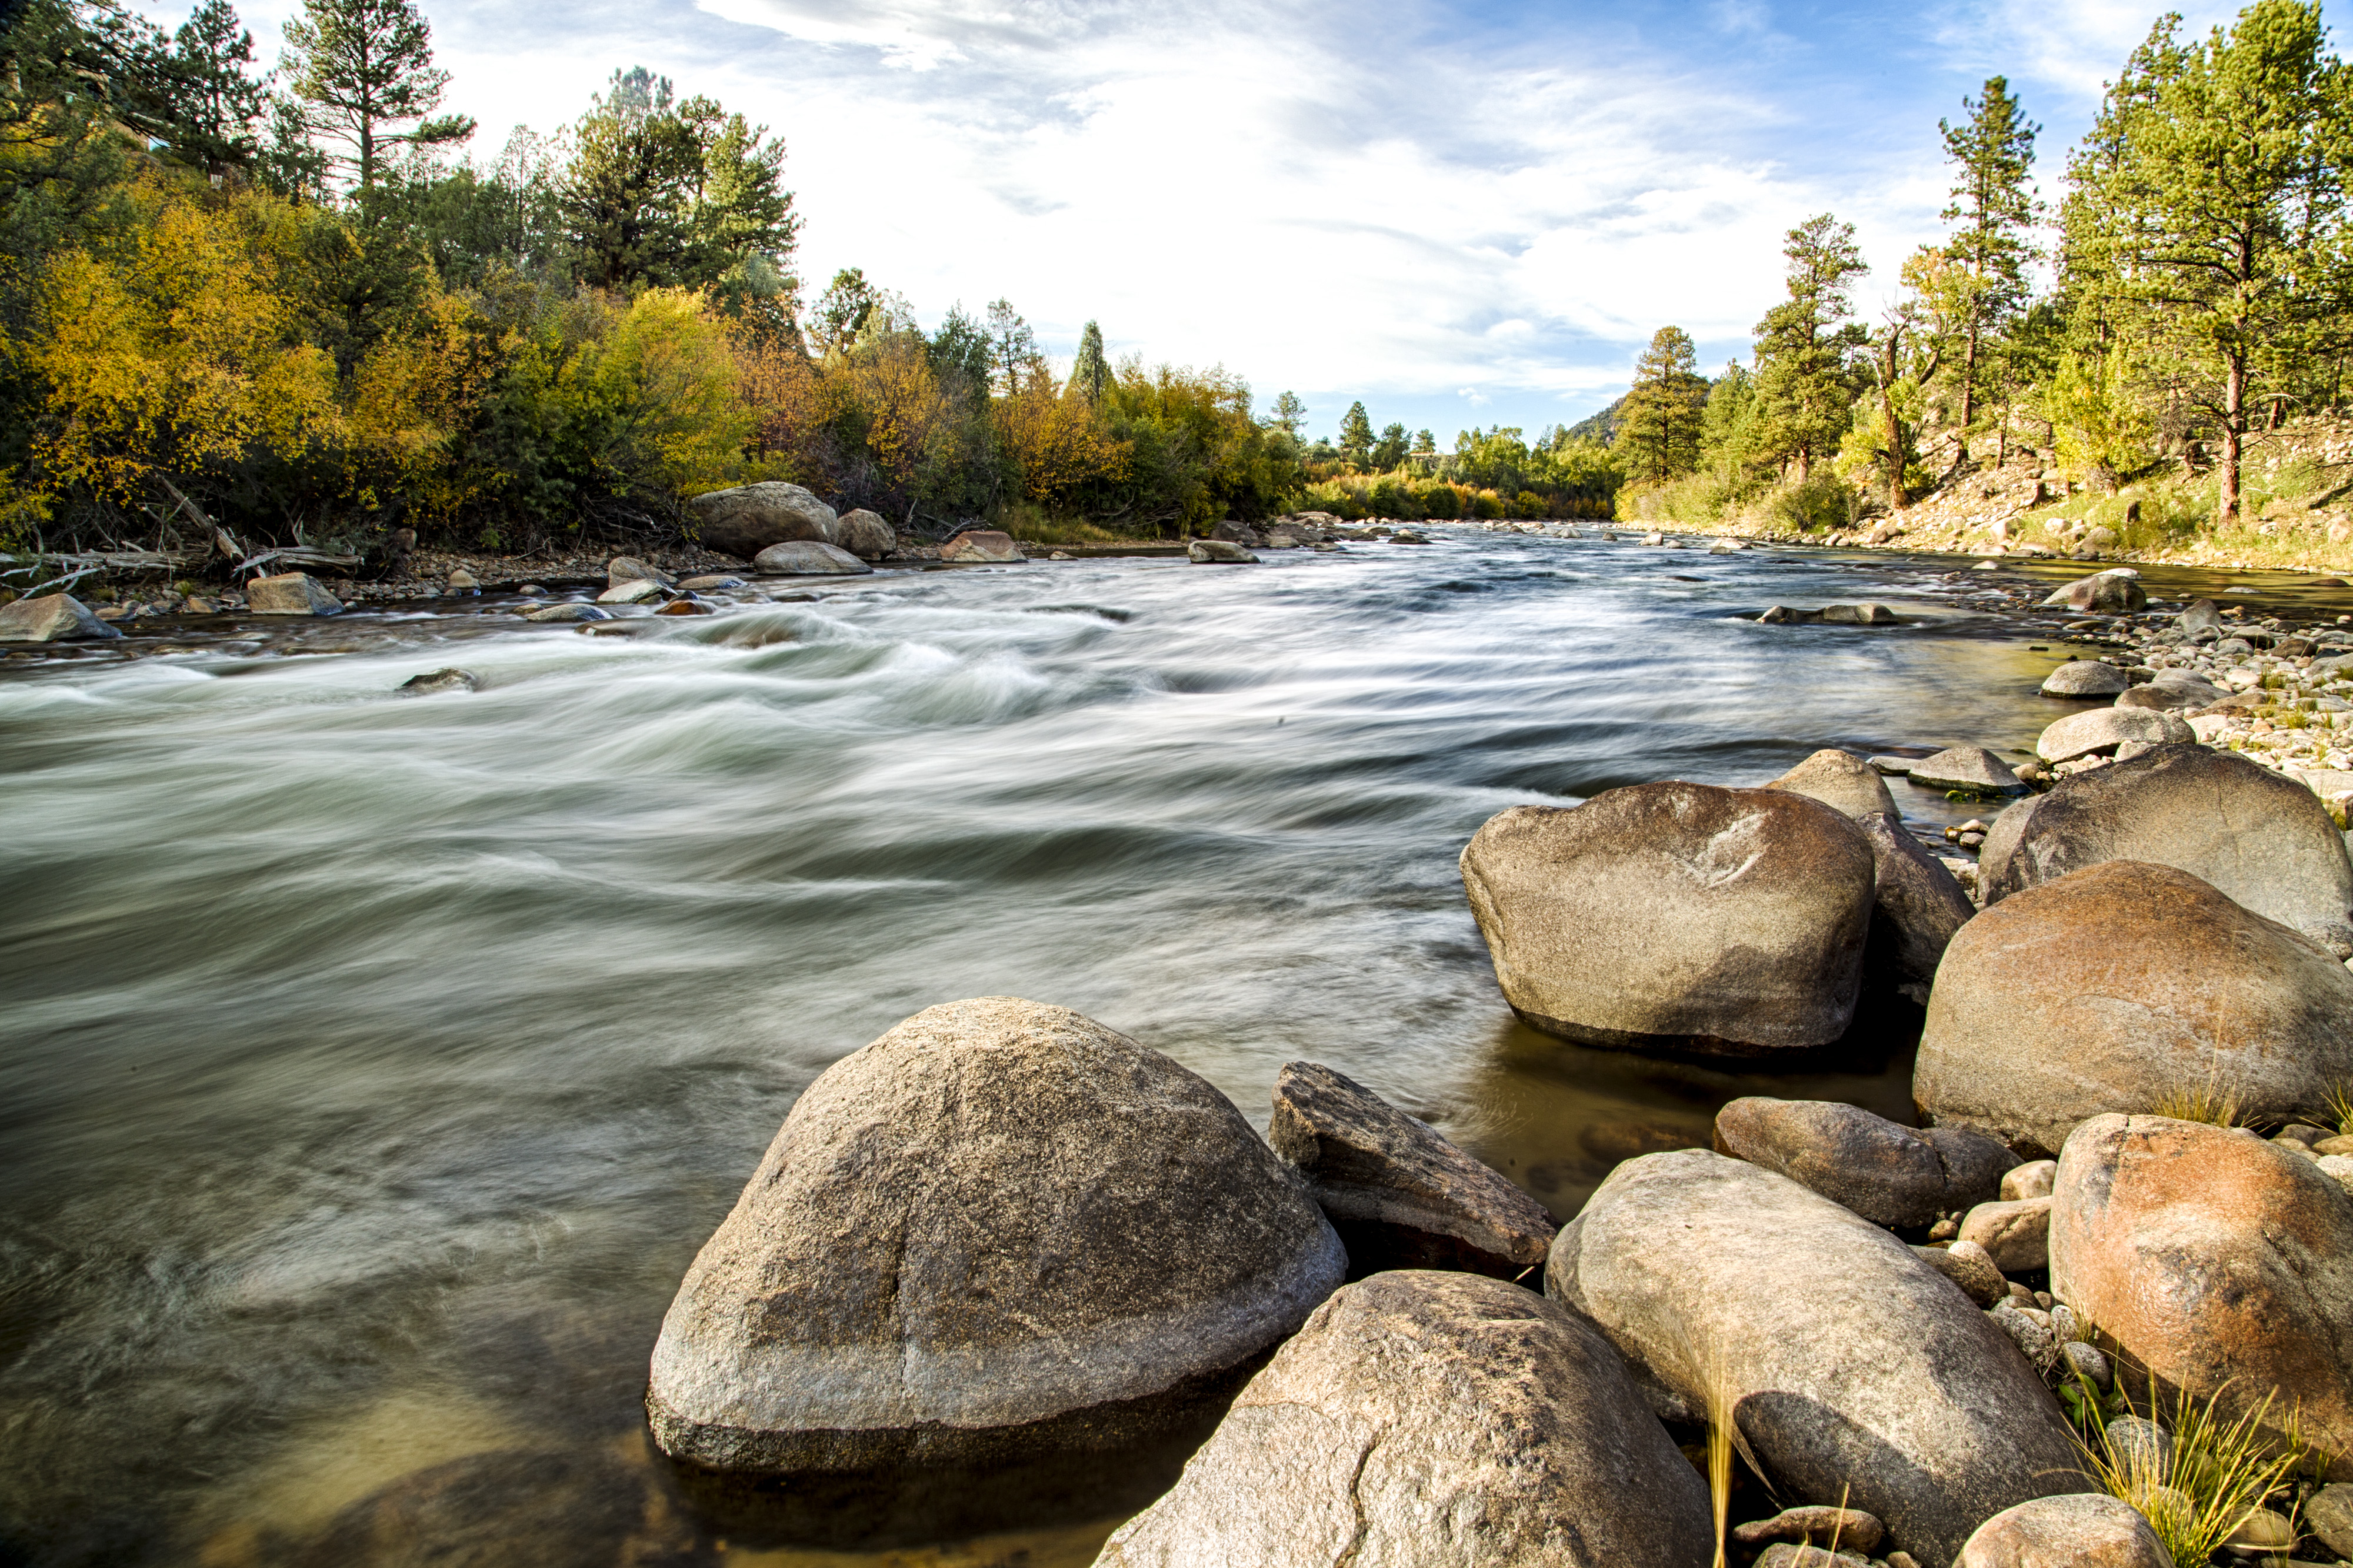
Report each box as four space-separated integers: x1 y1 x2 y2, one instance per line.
1417 482 1461 519
1762 473 1860 532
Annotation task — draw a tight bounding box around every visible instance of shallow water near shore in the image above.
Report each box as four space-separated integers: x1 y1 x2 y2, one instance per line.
4 532 2347 1567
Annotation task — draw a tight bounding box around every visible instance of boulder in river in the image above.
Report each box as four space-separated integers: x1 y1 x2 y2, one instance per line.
597 577 666 603
1914 860 2353 1157
2178 598 2224 638
523 602 611 622
1819 602 1899 625
2035 705 2192 763
689 482 839 557
753 541 872 576
1094 1270 1714 1568
0 592 122 641
1765 749 1899 821
1459 782 1875 1054
398 668 478 695
2040 569 2146 613
2039 660 2131 698
2051 1113 2353 1479
1187 539 1259 564
1955 1493 2171 1568
606 556 676 587
1905 745 2026 796
1547 1149 2087 1566
940 529 1022 563
247 571 345 615
835 509 898 560
1267 1060 1554 1279
1856 810 1977 988
1978 743 2353 958
646 997 1345 1473
1711 1096 2016 1229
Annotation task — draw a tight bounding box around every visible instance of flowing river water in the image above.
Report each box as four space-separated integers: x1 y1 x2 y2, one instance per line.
5 531 2349 1568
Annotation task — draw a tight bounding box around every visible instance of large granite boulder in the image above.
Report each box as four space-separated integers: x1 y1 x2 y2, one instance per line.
1711 1097 2017 1230
1268 1061 1555 1280
1857 811 1977 987
1094 1271 1714 1568
752 541 871 576
1978 743 2353 958
2040 569 2146 613
1187 539 1259 564
2035 707 2192 763
0 592 121 640
835 509 898 560
247 571 345 615
1547 1149 2086 1566
689 483 839 558
646 997 1346 1473
1459 783 1875 1054
2052 1114 2353 1479
1766 749 1899 821
941 529 1021 563
1915 862 2353 1157
1955 1493 2170 1567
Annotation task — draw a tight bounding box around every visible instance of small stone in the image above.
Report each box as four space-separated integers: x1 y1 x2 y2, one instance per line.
2316 1135 2353 1156
597 577 665 603
2001 1160 2057 1202
1957 1492 2169 1567
2306 1481 2353 1559
1868 755 1915 775
2224 1507 2296 1553
1734 1505 1886 1553
1755 1543 1868 1567
2104 1416 2172 1480
1187 539 1259 564
398 668 477 695
446 568 480 590
1989 1300 2060 1372
2061 1338 2112 1391
1049 551 1072 561
1959 1197 2052 1273
2281 1122 2334 1146
1915 1240 2008 1307
2317 1154 2353 1195
676 575 745 591
605 556 675 586
655 599 716 616
524 602 612 622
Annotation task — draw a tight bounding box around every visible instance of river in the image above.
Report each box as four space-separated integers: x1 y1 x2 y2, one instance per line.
3 531 2343 1567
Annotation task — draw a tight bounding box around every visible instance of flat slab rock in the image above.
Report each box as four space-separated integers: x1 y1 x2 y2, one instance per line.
1094 1270 1714 1568
1268 1061 1554 1279
646 997 1345 1473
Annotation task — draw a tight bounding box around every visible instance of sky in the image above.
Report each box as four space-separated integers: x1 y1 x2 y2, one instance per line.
154 0 2256 441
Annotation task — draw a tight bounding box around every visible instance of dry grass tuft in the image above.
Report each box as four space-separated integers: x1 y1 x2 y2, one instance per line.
2078 1378 2307 1567
2151 1075 2245 1129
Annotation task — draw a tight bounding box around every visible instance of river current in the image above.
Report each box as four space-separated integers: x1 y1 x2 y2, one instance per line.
4 531 2341 1567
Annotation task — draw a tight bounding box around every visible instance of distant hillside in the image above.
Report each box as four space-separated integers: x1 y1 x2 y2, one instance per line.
1565 396 1624 446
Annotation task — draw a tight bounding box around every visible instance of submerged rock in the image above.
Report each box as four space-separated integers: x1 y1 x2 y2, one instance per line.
1095 1271 1714 1568
0 592 121 642
1547 1149 2086 1566
247 571 345 615
1766 749 1899 820
1915 860 2353 1157
1267 1060 1554 1279
294 1446 705 1568
1460 783 1875 1054
753 541 872 576
646 997 1345 1473
398 668 478 695
689 482 838 558
2052 1114 2353 1479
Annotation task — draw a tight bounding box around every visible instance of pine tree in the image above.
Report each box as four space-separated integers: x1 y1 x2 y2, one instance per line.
1372 421 1409 469
985 298 1042 395
1612 325 1707 484
278 0 473 194
1066 320 1109 404
1268 390 1305 438
1938 77 2041 445
559 69 699 288
1752 214 1869 481
1338 401 1374 466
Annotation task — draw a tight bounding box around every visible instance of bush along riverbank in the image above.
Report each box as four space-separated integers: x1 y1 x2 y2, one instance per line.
623 561 2353 1567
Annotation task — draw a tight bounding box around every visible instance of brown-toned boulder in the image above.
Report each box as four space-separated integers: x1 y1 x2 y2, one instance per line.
2052 1113 2353 1479
1548 1149 2087 1567
1857 811 1977 987
1914 861 2353 1157
1459 783 1875 1054
1766 749 1899 820
752 541 871 576
1712 1097 2016 1229
2039 569 2147 613
1979 743 2353 958
1268 1061 1554 1279
835 509 898 560
1956 1492 2169 1567
247 571 345 615
941 529 1022 563
1094 1271 1714 1568
646 998 1345 1473
0 592 121 641
689 482 839 558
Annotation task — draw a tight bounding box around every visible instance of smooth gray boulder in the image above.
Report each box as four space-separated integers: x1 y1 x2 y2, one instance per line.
1095 1271 1714 1568
0 592 122 640
606 556 675 586
1712 1097 2017 1229
835 509 898 560
1907 746 2025 796
1915 861 2353 1157
2178 598 2224 638
1978 743 2353 958
753 540 872 576
2035 706 2192 763
2040 569 2146 613
646 997 1345 1473
596 576 665 603
1187 539 1259 564
2053 1115 2353 1479
1767 749 1899 820
2039 660 2130 698
1547 1149 2086 1567
523 602 611 622
1459 783 1875 1055
1955 1493 2169 1567
247 571 344 615
1857 812 1977 987
1268 1061 1555 1280
690 482 839 558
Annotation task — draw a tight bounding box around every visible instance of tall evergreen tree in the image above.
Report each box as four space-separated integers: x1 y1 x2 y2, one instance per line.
985 298 1041 395
2064 0 2353 522
1066 320 1109 404
1752 214 1869 481
1268 390 1305 438
1371 421 1409 469
278 0 472 194
1937 78 2040 443
1337 400 1374 466
1612 325 1707 484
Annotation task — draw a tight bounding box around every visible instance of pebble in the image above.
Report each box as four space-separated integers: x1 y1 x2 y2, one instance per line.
2061 1339 2112 1390
1734 1506 1886 1553
2224 1508 2297 1553
2103 1416 2172 1480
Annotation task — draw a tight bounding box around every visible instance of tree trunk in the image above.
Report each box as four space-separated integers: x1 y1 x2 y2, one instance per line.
2219 351 2245 525
1879 332 1907 510
1959 323 1979 449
